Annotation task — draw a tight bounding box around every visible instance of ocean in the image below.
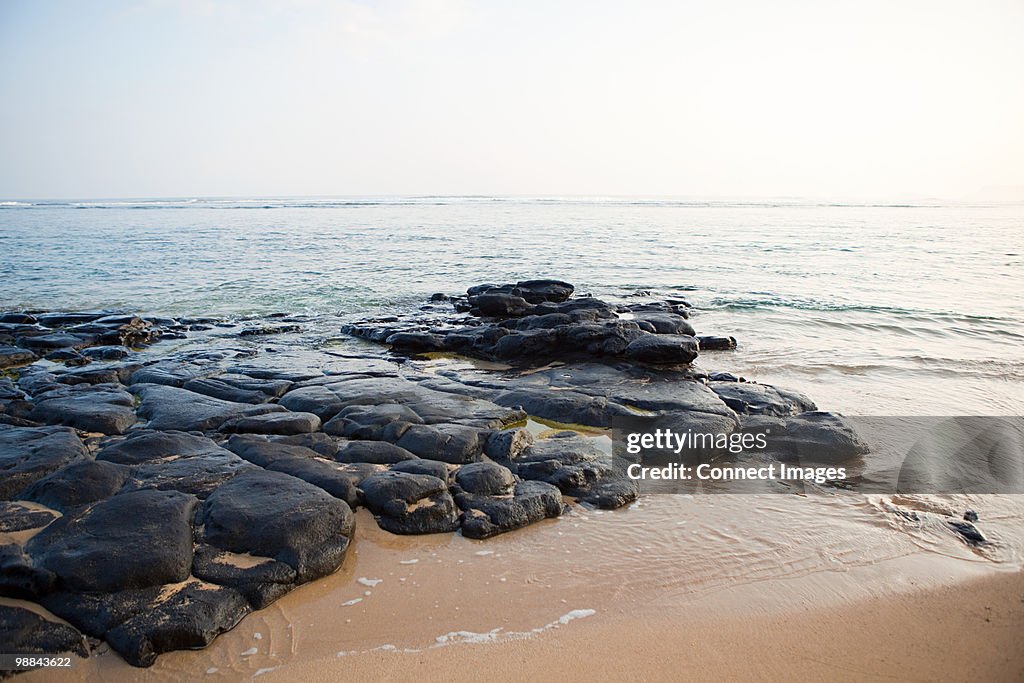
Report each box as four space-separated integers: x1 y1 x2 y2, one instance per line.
3 196 1021 415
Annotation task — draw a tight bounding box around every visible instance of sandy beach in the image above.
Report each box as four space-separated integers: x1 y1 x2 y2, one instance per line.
298 571 1024 683
23 539 1023 681
20 488 1022 681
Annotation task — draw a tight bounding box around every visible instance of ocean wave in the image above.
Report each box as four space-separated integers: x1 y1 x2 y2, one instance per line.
702 296 1017 322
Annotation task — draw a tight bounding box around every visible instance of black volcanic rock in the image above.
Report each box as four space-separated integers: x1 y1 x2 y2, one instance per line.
19 460 130 512
0 605 89 659
389 458 450 481
470 292 535 317
197 469 354 583
132 384 287 431
42 581 249 667
739 412 869 462
27 489 198 593
220 411 321 435
183 374 292 404
96 429 226 465
629 311 696 336
336 440 419 465
0 425 89 500
323 403 425 439
123 450 256 499
0 501 57 532
359 471 460 535
224 435 359 507
29 384 137 434
342 283 714 367
709 380 816 416
104 581 249 667
624 334 699 364
454 461 516 496
0 543 57 599
0 345 37 369
191 544 296 609
513 432 639 509
456 480 564 539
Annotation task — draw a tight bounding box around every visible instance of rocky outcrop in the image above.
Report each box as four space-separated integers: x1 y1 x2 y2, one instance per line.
0 287 866 667
342 281 727 367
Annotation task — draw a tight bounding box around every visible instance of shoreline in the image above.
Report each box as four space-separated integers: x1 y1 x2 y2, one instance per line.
40 548 1022 681
279 569 1024 683
35 497 1024 680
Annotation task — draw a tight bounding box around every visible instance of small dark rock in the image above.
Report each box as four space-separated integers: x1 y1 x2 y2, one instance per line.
239 324 301 336
697 335 738 351
198 469 354 583
360 471 459 535
456 480 564 539
336 440 419 465
624 334 699 364
0 605 88 659
0 345 38 368
219 411 321 435
18 460 130 512
389 458 450 481
454 461 516 496
947 520 987 545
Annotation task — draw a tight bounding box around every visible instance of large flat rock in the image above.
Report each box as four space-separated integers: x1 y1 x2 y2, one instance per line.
280 376 524 427
0 425 89 500
27 489 198 593
132 384 287 432
29 384 137 434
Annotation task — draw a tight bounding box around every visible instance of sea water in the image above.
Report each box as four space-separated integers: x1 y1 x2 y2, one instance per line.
3 196 1021 414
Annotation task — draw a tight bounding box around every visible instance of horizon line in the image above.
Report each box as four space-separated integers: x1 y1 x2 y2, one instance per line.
3 192 1023 204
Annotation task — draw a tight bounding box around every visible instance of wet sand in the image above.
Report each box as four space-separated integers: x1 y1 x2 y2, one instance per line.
282 570 1024 682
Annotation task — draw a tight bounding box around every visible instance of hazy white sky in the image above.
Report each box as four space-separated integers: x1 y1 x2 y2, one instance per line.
1 0 1022 200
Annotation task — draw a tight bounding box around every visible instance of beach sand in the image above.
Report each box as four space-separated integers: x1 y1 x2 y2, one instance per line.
278 570 1024 683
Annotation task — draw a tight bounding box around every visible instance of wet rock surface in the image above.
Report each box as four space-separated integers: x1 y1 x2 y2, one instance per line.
0 426 90 499
360 471 461 535
0 282 865 667
27 489 197 593
0 605 89 662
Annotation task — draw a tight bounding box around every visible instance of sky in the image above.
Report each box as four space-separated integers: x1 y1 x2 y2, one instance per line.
1 0 1023 200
